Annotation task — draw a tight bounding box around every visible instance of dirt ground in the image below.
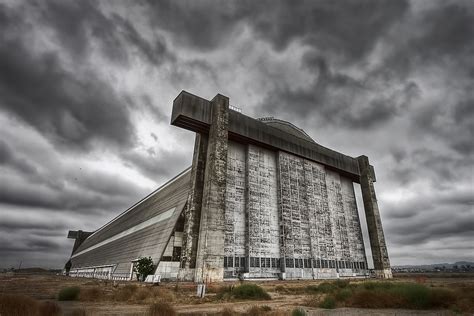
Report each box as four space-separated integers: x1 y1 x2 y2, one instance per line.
1 272 473 315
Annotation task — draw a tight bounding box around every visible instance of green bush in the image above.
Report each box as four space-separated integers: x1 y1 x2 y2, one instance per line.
58 286 80 301
335 279 349 288
318 282 337 293
134 257 155 281
319 295 336 309
390 283 430 309
335 288 352 301
230 284 271 300
292 307 307 316
347 282 458 310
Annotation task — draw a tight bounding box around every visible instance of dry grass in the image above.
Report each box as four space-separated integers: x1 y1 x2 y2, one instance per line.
38 301 62 316
0 294 62 316
79 286 104 301
148 301 177 316
113 284 139 301
70 307 89 316
0 294 40 316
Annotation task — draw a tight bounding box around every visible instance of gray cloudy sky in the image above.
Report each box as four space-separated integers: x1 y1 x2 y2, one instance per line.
0 0 473 269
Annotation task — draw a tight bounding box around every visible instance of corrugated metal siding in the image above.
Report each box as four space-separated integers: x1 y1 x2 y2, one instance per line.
70 168 191 273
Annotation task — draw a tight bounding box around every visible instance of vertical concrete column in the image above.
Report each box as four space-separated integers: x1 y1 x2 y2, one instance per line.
357 155 392 278
179 133 208 281
194 94 229 283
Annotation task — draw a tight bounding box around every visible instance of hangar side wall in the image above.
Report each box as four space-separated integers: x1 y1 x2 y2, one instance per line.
69 169 191 278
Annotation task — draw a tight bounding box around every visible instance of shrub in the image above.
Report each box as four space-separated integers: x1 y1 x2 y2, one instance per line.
148 301 176 316
292 307 307 316
335 288 352 301
134 257 155 281
232 284 271 300
58 286 81 301
319 295 336 309
335 279 349 288
317 282 337 293
348 289 401 308
390 283 430 309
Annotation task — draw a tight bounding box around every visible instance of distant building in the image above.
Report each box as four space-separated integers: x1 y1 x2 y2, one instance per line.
66 91 392 282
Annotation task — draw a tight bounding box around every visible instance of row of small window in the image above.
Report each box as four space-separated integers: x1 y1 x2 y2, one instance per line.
224 257 281 268
223 256 367 270
285 258 367 270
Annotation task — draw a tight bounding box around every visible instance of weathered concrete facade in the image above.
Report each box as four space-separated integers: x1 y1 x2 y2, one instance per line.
66 90 392 282
173 91 392 281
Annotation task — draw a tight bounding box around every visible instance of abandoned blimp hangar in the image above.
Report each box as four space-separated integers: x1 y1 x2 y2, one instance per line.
65 91 392 282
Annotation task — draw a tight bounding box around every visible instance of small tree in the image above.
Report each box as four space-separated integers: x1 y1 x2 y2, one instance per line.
134 257 155 281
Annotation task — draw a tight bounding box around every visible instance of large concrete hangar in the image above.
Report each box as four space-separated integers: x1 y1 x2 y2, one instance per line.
65 91 392 282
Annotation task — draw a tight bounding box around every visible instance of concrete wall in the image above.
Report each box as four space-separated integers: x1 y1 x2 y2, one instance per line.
224 141 247 278
278 151 367 279
247 144 280 278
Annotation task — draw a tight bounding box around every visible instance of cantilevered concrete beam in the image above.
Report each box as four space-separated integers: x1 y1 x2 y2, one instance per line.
172 90 364 183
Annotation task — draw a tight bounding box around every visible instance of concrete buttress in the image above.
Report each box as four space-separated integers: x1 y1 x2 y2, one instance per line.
194 94 229 282
357 155 392 278
179 133 208 280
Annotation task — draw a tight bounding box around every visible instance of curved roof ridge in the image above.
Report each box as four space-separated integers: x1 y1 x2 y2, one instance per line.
258 117 315 142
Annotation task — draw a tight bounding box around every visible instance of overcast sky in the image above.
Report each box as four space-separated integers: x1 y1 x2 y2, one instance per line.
0 0 472 269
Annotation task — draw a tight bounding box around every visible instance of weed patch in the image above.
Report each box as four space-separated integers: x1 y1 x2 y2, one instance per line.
218 283 271 301
58 286 80 301
319 295 336 309
292 307 307 315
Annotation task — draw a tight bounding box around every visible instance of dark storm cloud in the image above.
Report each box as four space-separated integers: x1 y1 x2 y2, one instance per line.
39 0 128 64
0 140 38 175
122 146 192 181
1 0 473 268
0 4 135 150
250 0 408 60
142 0 408 60
0 165 146 212
388 148 473 186
112 14 173 66
143 0 252 50
260 55 421 128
